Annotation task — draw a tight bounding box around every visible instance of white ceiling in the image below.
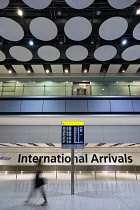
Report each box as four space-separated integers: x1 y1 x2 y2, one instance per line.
107 64 122 74
0 64 140 77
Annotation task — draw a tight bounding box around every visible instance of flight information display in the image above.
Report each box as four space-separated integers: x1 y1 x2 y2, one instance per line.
62 126 84 144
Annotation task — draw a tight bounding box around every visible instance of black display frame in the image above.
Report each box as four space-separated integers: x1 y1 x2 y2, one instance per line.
61 125 84 149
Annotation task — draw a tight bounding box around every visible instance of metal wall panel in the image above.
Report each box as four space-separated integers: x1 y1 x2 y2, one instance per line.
43 100 65 112
110 100 133 112
21 100 43 112
88 100 110 112
0 100 21 112
66 100 88 112
132 100 140 112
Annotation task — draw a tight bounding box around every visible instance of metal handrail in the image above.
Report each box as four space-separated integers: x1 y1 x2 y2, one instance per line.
0 84 139 97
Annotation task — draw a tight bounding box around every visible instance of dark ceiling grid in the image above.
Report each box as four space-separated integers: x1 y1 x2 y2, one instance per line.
0 0 139 77
24 64 34 73
4 64 16 74
118 64 130 73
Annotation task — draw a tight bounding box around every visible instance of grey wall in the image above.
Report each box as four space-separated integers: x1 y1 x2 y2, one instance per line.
0 98 140 113
0 125 140 143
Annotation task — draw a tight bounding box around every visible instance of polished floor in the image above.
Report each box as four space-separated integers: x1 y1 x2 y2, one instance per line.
0 173 140 210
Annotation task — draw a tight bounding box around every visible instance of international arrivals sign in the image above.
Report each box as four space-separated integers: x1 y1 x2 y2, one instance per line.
0 152 139 165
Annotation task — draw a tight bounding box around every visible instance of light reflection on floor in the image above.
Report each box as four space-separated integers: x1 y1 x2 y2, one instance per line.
0 173 140 209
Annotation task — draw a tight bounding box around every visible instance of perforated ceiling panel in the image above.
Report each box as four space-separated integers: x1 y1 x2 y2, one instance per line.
108 0 137 9
22 0 52 9
0 0 10 9
0 17 24 41
9 46 33 62
0 0 139 77
65 0 95 9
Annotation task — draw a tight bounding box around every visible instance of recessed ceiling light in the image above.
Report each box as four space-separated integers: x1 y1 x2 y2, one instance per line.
122 69 125 73
136 8 140 15
8 70 12 74
27 70 31 73
46 69 50 73
29 40 34 46
84 69 87 73
17 9 23 16
122 39 127 45
59 40 63 45
57 8 62 16
65 69 69 73
96 10 101 16
90 38 94 44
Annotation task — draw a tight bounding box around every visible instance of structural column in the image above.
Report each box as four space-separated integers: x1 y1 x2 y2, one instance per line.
71 148 74 195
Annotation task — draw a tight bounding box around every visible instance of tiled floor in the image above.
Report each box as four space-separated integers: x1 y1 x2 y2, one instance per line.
0 174 140 210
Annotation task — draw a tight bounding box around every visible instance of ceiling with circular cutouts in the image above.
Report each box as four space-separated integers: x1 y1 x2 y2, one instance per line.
0 50 6 62
64 17 92 41
66 45 88 61
99 17 128 40
0 0 10 9
30 17 57 41
0 0 139 77
65 0 95 9
38 46 60 61
122 45 140 61
0 17 24 41
9 46 33 62
94 45 117 61
108 0 137 9
133 22 140 40
22 0 52 9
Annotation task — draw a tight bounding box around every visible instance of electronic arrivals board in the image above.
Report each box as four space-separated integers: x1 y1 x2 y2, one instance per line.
62 121 84 148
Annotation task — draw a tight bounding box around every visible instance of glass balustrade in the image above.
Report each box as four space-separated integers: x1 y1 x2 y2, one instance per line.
0 84 139 97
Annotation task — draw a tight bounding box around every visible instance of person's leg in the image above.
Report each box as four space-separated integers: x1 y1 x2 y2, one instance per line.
40 186 47 205
26 187 36 202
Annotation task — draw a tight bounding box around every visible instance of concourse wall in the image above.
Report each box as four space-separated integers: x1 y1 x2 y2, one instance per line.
0 125 140 143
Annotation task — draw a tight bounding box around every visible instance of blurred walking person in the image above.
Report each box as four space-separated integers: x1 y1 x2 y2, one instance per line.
26 161 47 206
